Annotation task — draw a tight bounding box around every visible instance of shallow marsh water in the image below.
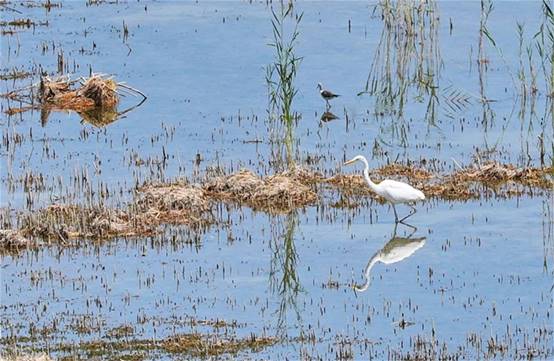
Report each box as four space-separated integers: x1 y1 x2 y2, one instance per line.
1 1 553 360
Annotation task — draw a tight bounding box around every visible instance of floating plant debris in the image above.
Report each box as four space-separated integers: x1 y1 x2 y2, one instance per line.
0 69 31 81
0 19 48 27
3 74 146 126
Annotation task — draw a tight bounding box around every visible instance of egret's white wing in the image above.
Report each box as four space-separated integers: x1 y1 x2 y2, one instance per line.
379 179 425 203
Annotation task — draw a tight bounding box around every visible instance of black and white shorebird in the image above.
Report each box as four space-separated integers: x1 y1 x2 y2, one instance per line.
317 83 340 108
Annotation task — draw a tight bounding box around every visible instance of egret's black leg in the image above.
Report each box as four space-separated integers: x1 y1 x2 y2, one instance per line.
399 204 417 223
400 221 418 236
392 204 399 223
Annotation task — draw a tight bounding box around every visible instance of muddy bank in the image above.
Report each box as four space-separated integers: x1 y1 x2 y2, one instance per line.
2 162 551 253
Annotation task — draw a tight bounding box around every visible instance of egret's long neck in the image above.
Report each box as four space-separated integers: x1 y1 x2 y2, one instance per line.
361 158 380 194
354 252 381 292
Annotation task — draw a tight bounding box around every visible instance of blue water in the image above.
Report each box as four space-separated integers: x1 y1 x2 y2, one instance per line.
1 1 552 359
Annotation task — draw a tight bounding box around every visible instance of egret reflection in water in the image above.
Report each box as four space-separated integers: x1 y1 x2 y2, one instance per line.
354 223 426 292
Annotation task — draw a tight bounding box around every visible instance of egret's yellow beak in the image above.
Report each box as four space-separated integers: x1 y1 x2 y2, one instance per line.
344 159 356 166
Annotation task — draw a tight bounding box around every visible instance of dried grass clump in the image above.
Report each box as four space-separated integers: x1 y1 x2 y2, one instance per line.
49 332 275 359
36 75 122 126
0 354 54 361
160 333 276 357
40 75 118 111
136 182 213 226
377 163 432 180
0 229 36 251
22 204 153 241
418 182 480 200
325 174 368 195
253 174 317 212
5 73 145 126
205 169 317 212
324 162 551 202
39 76 70 100
280 167 324 184
453 162 552 187
205 170 264 201
80 76 118 107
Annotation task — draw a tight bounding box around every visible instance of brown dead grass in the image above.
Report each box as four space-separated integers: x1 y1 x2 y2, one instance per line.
205 169 317 213
376 163 433 180
452 162 552 187
0 229 37 251
205 170 264 201
21 204 154 242
48 332 276 359
4 74 143 126
0 355 53 361
326 162 552 201
160 333 276 356
35 75 120 126
8 162 551 252
40 75 118 110
136 182 213 226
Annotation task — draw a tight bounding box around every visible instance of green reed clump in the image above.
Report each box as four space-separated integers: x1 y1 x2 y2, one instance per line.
266 1 303 170
266 2 303 126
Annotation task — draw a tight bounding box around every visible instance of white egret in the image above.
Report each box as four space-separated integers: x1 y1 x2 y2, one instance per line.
344 155 425 222
317 83 340 107
354 225 426 292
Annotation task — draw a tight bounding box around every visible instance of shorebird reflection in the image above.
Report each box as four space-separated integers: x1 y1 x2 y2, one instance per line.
354 224 426 292
321 111 339 122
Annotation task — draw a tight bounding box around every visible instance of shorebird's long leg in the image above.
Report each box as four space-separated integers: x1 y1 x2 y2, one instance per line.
399 204 417 223
392 204 399 223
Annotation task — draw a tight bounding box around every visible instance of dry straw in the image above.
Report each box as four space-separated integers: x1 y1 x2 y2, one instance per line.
1 163 551 253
